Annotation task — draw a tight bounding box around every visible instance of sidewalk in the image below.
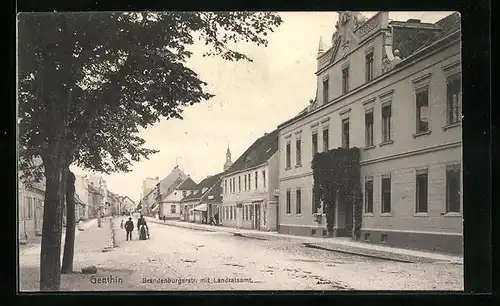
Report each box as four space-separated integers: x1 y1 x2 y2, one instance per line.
19 217 114 291
146 217 463 265
19 218 100 256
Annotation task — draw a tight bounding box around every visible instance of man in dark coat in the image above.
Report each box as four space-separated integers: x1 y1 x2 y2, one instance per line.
124 217 134 241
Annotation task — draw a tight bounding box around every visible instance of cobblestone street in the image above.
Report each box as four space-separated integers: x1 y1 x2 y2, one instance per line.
19 217 463 291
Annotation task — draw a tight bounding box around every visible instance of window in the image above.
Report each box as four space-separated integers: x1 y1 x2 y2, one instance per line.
255 171 258 190
342 67 349 94
182 190 187 198
286 141 291 169
446 75 462 124
415 169 428 213
230 206 233 220
312 132 318 155
262 170 266 188
238 176 241 192
296 138 302 166
342 118 350 148
416 88 430 133
250 206 253 220
381 175 391 214
233 178 236 193
365 110 374 146
244 175 247 191
245 205 248 220
170 205 176 214
296 188 302 214
248 174 251 190
364 177 374 214
323 79 329 104
366 52 374 82
323 128 329 152
286 190 291 214
446 164 461 213
224 180 227 194
382 103 392 142
229 178 232 193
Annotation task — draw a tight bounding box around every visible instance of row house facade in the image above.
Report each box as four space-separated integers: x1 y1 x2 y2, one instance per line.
18 173 45 242
120 196 136 215
277 12 462 254
180 173 223 223
221 130 280 231
160 176 198 220
148 166 189 218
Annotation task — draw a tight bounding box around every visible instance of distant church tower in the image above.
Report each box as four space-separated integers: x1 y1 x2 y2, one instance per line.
223 146 233 171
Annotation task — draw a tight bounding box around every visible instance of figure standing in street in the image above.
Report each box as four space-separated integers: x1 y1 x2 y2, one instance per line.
137 214 149 240
120 219 124 229
125 217 134 241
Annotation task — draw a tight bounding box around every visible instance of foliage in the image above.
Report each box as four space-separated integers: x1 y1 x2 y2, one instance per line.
311 147 362 239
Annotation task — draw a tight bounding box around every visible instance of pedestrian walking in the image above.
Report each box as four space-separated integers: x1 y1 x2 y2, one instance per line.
120 219 124 229
124 217 134 241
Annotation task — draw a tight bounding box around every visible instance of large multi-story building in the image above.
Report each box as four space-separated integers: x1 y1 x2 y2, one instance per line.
221 130 280 231
277 12 462 254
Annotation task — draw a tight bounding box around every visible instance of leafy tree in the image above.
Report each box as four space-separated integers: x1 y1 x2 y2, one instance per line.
17 11 282 291
311 148 362 238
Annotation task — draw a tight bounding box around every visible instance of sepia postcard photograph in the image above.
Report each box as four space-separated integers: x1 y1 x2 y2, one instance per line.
17 11 464 292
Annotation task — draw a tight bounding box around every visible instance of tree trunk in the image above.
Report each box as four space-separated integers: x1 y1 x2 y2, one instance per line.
61 168 76 274
39 157 67 291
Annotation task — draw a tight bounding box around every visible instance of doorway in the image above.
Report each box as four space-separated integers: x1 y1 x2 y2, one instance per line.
254 203 261 230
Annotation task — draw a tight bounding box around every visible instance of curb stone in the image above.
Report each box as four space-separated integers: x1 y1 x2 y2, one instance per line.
148 217 462 264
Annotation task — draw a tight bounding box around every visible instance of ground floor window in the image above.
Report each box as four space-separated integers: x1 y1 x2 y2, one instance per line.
286 190 291 214
415 169 428 213
381 175 391 214
446 164 461 213
170 205 176 214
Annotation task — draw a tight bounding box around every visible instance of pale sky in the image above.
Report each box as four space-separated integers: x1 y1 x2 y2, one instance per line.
70 11 452 202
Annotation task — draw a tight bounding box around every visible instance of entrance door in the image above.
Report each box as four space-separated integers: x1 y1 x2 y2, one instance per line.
254 203 261 230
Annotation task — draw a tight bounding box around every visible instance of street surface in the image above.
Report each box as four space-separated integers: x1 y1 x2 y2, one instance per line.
19 217 463 291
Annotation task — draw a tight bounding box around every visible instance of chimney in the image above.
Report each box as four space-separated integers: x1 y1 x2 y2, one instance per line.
407 18 421 23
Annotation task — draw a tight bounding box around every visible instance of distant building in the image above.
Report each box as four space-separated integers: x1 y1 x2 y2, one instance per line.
159 176 198 220
120 196 136 215
277 12 462 254
74 174 90 220
180 173 224 223
142 176 159 201
223 147 233 171
220 130 280 231
18 165 45 242
144 166 188 217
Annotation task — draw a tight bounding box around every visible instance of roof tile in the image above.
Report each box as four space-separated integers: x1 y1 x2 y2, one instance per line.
224 130 278 175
